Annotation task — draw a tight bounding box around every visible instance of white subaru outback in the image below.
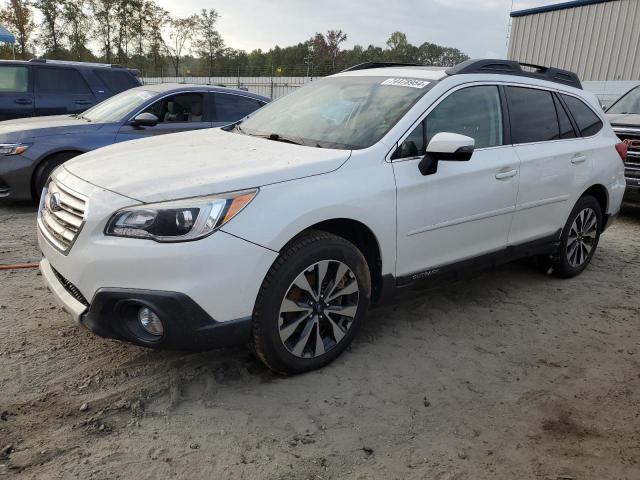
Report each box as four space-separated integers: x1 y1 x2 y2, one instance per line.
38 59 626 374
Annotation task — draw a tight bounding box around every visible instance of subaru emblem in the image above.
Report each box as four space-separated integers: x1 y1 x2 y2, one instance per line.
48 192 62 212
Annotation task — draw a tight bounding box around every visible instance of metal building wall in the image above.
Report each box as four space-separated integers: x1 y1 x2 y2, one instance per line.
508 0 640 81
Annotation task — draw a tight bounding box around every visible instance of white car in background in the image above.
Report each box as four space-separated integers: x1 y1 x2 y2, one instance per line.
37 59 626 374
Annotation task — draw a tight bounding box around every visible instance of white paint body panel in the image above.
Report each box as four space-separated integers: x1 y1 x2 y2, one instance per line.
393 146 520 276
63 127 351 203
38 67 626 328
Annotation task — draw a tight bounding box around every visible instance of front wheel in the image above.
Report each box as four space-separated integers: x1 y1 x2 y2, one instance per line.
33 152 79 200
251 230 371 375
551 195 602 278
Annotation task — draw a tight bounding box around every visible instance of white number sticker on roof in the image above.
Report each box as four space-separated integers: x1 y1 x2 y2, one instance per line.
381 78 431 89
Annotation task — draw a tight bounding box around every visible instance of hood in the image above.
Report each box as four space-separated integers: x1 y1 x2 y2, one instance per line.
0 115 105 141
63 128 351 202
606 113 640 128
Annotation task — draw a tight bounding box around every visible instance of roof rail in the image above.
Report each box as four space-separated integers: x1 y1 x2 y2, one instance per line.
28 58 128 69
341 62 422 72
445 59 582 89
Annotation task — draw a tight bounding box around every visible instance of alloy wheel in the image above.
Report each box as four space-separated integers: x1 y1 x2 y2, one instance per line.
278 260 360 359
566 207 598 267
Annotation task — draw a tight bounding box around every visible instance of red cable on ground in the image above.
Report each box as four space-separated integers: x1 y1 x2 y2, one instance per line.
0 263 39 270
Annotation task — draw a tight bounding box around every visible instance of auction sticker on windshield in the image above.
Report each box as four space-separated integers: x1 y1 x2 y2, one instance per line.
381 78 431 89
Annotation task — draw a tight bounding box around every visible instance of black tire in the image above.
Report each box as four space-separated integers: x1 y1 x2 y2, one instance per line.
33 152 79 200
251 230 371 375
551 195 602 278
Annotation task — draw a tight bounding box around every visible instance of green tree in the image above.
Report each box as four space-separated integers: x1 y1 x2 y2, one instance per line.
194 8 224 78
91 0 118 62
312 29 347 71
63 0 93 61
386 31 408 51
0 0 34 58
33 0 65 57
114 0 142 63
164 14 197 76
145 3 169 74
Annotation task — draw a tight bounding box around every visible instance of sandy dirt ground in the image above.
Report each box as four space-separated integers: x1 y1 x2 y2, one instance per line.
0 200 639 480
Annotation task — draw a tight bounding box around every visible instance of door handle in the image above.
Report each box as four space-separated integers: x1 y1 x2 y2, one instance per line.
75 100 92 105
495 169 518 180
571 154 587 164
14 98 32 105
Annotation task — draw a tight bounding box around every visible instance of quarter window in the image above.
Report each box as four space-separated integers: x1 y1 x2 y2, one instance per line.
35 67 91 95
507 87 559 144
561 94 603 137
0 66 28 93
553 95 577 139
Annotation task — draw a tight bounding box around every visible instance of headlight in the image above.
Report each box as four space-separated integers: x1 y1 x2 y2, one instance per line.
105 189 258 242
0 143 29 156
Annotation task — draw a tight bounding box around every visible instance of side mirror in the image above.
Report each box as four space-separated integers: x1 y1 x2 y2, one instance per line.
418 132 475 176
129 112 159 128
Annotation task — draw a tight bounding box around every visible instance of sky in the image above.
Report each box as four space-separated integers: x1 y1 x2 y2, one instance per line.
155 0 570 58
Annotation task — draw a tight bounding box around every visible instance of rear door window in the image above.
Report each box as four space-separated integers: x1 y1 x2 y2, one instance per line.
213 93 263 123
561 94 603 137
35 67 92 95
94 69 138 94
507 86 560 144
0 66 28 92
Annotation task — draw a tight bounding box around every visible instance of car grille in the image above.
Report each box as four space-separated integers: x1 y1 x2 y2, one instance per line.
38 180 87 254
51 266 89 307
614 128 640 188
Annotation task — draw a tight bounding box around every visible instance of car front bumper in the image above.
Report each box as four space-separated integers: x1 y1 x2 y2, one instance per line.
40 257 87 322
0 153 36 200
40 257 254 349
38 168 278 350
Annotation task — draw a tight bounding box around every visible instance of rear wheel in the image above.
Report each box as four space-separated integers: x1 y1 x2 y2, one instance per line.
550 195 602 278
251 230 371 375
33 152 79 200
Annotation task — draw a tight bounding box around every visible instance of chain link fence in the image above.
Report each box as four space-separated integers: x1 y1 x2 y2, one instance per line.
141 75 317 99
139 63 356 99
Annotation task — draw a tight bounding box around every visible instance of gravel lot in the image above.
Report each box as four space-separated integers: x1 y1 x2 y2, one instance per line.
1 200 639 480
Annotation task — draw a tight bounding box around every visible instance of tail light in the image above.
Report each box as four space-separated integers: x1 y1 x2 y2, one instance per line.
616 142 628 163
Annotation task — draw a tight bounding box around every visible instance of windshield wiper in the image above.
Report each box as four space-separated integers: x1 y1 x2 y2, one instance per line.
265 133 305 146
234 128 307 146
223 122 242 133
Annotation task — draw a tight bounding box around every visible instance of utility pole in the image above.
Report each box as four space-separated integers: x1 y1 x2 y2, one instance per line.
305 46 315 79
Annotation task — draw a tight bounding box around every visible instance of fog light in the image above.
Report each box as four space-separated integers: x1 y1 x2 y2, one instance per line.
138 307 163 336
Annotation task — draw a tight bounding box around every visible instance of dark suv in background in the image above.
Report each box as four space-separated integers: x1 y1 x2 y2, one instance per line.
0 59 140 120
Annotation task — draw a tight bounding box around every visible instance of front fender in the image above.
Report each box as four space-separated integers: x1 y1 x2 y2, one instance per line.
221 164 398 277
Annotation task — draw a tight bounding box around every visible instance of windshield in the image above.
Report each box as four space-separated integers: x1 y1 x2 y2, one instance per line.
607 85 640 114
237 76 433 149
81 89 155 123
